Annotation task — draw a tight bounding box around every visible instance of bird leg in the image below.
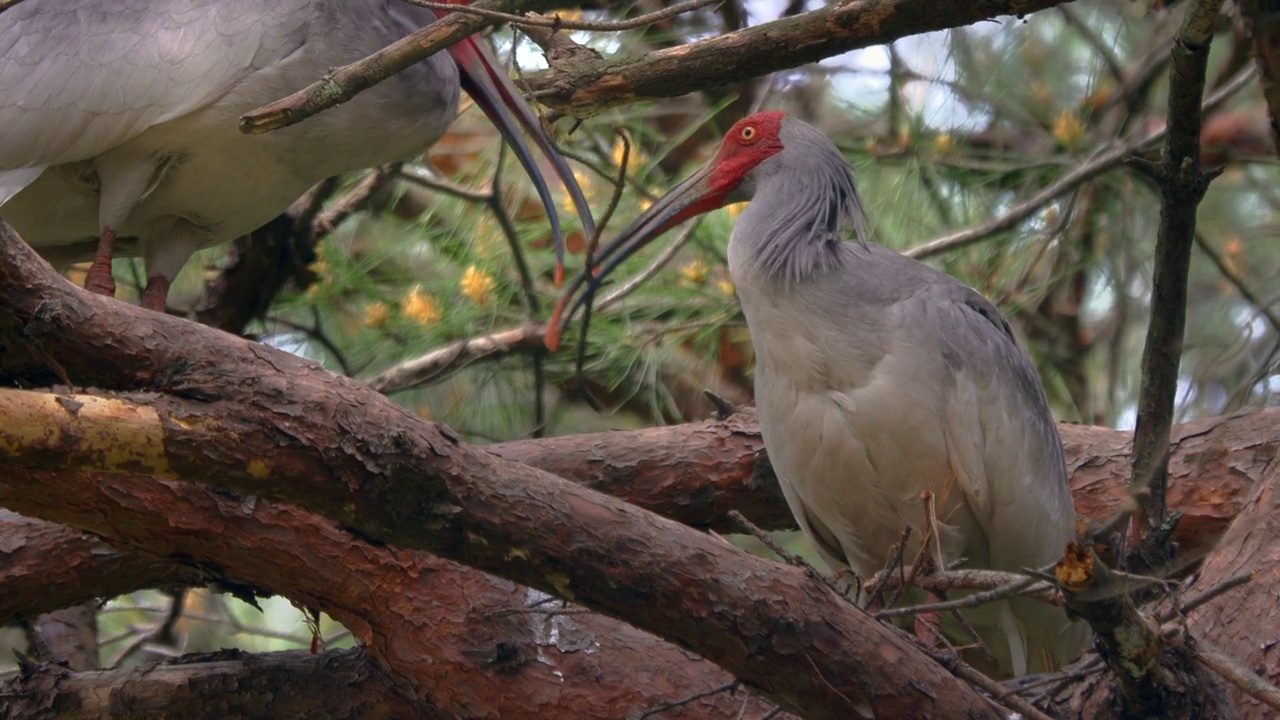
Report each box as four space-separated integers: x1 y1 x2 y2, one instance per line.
139 275 171 312
84 227 119 297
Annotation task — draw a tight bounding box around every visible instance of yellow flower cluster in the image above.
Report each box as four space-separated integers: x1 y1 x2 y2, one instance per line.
1053 111 1086 150
403 285 442 326
460 265 496 305
363 302 391 329
680 260 708 285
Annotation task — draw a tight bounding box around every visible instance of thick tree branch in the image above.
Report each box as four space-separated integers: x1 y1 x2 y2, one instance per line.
0 223 996 720
0 474 787 720
1 648 436 720
524 0 1076 117
1187 449 1280 719
3 405 1273 630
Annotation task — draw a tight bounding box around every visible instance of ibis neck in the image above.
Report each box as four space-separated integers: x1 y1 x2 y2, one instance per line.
726 151 865 287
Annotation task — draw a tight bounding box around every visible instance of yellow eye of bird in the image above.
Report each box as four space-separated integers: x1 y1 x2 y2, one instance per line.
740 126 756 141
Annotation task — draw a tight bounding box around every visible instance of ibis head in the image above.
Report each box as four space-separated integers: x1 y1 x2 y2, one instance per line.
0 0 594 308
548 111 1088 677
546 110 862 347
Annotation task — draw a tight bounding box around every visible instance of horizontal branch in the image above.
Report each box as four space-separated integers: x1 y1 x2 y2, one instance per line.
524 0 1073 117
1 649 427 720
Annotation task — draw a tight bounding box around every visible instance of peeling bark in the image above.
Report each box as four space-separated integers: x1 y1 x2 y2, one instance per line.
1187 449 1280 719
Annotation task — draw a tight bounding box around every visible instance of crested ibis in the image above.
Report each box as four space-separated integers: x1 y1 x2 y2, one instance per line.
548 111 1089 677
0 0 594 310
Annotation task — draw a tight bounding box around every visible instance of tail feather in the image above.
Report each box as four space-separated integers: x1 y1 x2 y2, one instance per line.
0 167 42 207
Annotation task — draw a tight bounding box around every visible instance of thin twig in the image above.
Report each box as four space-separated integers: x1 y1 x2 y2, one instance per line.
926 648 1058 720
399 165 493 203
1194 232 1280 334
634 681 741 720
1127 0 1226 549
873 575 1040 620
907 65 1254 260
312 165 400 234
727 510 807 567
485 144 541 315
408 0 719 32
367 323 545 393
1159 572 1253 620
1194 639 1280 710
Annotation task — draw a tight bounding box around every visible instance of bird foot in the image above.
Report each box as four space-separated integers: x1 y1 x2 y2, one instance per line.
85 228 119 298
139 276 171 313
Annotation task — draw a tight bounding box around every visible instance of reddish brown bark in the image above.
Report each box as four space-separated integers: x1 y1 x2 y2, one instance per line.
1 219 1277 718
1 473 783 720
1 648 437 720
0 225 997 720
1187 449 1280 719
525 0 1075 117
3 406 1272 717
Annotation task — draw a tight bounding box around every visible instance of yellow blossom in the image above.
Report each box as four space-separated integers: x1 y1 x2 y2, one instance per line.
612 136 649 172
716 278 736 296
932 133 954 155
460 265 497 305
680 260 708 285
403 285 442 326
363 302 391 329
1052 110 1087 150
560 170 596 217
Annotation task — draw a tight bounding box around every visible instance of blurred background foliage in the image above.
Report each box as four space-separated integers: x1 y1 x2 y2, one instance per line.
27 0 1277 668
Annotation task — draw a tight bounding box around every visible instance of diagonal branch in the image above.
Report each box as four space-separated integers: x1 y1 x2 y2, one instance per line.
0 221 998 720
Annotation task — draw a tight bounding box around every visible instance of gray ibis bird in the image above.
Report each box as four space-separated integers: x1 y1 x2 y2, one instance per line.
548 111 1089 677
0 0 594 310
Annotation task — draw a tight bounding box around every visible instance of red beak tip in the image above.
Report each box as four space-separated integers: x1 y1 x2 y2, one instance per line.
554 263 565 288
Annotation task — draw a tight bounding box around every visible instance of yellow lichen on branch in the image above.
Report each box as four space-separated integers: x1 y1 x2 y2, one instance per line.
0 388 172 476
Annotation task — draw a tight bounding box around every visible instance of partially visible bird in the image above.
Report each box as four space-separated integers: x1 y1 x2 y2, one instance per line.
548 111 1089 677
0 0 594 310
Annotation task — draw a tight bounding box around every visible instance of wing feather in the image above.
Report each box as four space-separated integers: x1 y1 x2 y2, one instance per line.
0 0 312 174
929 285 1076 571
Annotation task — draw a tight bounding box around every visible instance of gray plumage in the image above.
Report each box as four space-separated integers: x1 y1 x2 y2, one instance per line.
2 0 454 281
0 0 590 307
551 111 1089 678
726 117 1087 676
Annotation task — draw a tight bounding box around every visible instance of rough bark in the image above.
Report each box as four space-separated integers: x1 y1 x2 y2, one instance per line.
1186 445 1280 719
0 225 996 720
0 648 437 720
0 473 786 720
521 0 1075 117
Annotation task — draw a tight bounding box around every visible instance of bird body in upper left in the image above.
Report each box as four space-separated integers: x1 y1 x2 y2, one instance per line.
0 0 593 308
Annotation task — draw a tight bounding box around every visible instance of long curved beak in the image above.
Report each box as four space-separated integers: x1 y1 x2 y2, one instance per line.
545 161 727 351
448 37 595 285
